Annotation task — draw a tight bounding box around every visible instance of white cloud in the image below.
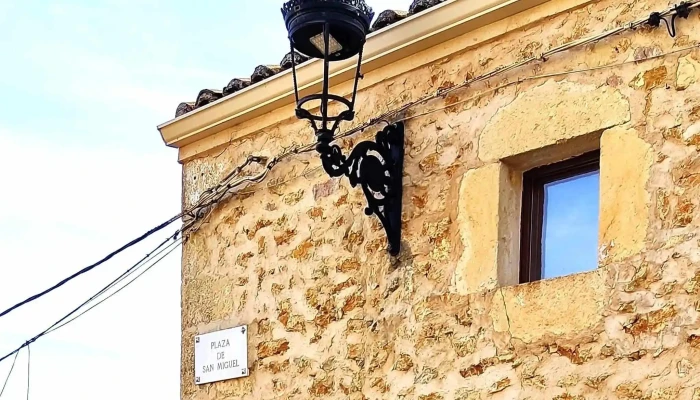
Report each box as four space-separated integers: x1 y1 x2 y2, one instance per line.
0 127 181 400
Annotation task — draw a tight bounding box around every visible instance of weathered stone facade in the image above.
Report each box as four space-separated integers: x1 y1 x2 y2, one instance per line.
177 0 700 398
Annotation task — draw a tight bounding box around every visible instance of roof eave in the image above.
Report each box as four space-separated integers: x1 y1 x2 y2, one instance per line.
157 0 550 150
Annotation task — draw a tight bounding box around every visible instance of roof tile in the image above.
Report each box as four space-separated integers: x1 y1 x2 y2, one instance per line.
194 89 223 108
251 65 282 83
175 102 196 117
408 0 445 14
371 10 408 32
280 51 310 70
223 78 252 96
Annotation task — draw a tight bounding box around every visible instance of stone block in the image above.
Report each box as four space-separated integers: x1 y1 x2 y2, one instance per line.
479 80 630 162
454 163 519 294
490 269 606 343
677 54 700 90
599 127 653 262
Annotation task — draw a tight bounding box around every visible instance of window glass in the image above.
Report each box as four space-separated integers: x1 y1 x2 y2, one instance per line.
541 171 600 279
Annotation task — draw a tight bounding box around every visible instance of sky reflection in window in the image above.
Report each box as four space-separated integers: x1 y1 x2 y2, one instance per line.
542 171 600 279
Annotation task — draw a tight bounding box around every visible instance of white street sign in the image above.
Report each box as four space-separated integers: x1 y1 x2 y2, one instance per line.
194 325 248 384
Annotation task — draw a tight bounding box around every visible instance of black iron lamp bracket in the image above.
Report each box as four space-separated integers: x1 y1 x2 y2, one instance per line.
281 0 401 254
315 122 405 256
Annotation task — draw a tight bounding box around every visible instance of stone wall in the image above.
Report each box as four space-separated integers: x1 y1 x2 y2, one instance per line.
179 0 700 398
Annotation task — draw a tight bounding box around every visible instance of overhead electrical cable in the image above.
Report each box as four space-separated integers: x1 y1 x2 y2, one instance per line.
46 239 183 335
0 234 182 364
25 345 29 400
0 217 182 320
0 0 696 377
181 1 700 236
0 351 19 398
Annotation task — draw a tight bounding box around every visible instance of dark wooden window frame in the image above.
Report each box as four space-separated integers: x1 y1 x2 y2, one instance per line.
519 150 600 283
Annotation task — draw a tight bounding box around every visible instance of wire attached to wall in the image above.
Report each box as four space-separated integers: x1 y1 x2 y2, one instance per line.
647 2 692 37
0 0 696 393
180 0 700 235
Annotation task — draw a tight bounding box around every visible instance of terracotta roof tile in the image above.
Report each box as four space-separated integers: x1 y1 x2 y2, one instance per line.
251 65 283 84
175 102 196 117
409 0 444 14
194 89 223 108
280 51 310 70
174 0 446 118
371 10 409 32
223 78 251 96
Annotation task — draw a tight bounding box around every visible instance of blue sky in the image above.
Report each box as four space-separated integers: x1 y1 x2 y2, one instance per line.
0 1 407 399
542 171 600 279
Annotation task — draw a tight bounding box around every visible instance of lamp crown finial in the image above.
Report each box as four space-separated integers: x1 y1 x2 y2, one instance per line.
282 0 374 28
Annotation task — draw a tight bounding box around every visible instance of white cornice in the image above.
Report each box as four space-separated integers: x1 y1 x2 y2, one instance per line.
157 0 554 156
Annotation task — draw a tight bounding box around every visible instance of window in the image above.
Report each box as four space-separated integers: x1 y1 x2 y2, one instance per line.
520 151 600 283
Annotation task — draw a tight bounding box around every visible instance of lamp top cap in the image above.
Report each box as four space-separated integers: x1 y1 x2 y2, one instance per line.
281 0 375 28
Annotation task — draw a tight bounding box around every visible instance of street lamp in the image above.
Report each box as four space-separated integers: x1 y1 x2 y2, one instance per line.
282 0 405 256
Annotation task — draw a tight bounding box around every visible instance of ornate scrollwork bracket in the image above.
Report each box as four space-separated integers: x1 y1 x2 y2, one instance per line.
315 122 405 256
